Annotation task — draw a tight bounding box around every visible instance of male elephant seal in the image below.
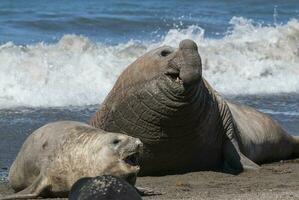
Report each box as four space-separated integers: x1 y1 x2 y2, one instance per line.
90 39 299 175
0 121 142 199
69 175 142 200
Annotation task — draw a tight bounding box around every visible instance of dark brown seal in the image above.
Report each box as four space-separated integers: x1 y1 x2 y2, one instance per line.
90 39 299 175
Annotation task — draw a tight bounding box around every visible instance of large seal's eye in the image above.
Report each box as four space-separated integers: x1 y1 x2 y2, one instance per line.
160 49 172 57
112 139 121 145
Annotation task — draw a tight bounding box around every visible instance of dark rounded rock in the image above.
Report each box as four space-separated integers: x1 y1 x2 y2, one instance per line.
69 175 142 200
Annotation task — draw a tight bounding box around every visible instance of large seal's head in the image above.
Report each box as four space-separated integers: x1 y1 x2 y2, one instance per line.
165 39 202 86
110 39 202 96
86 131 143 185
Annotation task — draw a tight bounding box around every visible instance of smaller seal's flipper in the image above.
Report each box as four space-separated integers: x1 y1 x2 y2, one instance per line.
0 193 38 200
135 186 162 196
0 174 49 200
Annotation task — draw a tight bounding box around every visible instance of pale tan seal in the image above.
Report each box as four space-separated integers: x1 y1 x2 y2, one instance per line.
0 121 142 199
90 39 299 175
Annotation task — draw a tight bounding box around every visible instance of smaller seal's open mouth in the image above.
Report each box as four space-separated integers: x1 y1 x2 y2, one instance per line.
124 152 140 166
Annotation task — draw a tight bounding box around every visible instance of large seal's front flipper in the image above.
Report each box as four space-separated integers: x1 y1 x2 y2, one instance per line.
0 174 49 200
292 135 299 157
223 136 260 174
219 104 260 174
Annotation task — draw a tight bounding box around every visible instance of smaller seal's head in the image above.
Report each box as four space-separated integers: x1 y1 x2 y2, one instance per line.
95 133 143 185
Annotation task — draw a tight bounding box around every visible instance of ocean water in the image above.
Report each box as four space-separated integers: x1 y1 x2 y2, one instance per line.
0 0 299 181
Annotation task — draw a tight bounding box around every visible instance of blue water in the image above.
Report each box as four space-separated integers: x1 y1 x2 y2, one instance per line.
0 0 299 182
1 0 299 44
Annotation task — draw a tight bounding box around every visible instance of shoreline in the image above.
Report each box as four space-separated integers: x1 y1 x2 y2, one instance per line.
1 160 298 200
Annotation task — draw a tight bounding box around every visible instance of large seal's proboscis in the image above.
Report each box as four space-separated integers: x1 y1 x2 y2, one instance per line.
69 175 142 200
0 121 143 200
90 39 299 175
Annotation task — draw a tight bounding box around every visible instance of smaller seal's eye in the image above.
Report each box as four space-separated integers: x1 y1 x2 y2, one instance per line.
112 139 121 145
161 49 172 57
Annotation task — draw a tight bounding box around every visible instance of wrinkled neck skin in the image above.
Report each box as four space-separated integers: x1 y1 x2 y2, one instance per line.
91 76 226 175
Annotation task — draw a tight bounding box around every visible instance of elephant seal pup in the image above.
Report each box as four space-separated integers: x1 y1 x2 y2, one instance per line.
69 175 142 200
90 39 299 175
0 121 142 200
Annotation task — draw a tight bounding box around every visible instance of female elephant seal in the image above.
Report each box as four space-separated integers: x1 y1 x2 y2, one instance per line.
90 39 299 175
69 175 142 200
0 121 142 199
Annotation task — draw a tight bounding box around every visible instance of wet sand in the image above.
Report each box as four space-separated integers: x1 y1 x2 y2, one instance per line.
1 160 299 200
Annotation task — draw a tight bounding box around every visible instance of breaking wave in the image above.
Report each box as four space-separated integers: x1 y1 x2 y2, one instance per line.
0 17 299 108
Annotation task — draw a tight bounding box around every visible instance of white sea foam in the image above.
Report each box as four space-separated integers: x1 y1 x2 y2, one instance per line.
0 17 299 108
259 109 299 116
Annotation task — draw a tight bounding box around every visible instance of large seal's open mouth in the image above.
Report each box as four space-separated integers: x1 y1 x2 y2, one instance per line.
165 72 183 83
123 152 140 167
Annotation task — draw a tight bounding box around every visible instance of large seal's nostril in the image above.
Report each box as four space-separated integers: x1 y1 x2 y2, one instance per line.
176 39 202 86
179 39 198 51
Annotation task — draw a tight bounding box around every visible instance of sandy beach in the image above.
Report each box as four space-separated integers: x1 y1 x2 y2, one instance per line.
1 159 298 200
